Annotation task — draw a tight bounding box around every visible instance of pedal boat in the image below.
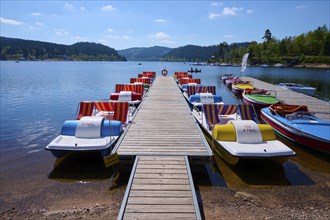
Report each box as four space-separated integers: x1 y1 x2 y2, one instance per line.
46 116 123 158
192 104 295 165
231 81 254 96
242 89 280 109
261 104 330 153
46 101 131 158
220 74 234 83
182 85 223 110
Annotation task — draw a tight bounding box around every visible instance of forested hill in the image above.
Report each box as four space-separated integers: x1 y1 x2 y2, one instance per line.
161 45 219 62
118 46 172 61
0 37 126 61
161 43 250 62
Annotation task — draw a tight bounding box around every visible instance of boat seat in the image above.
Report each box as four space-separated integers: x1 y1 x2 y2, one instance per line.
212 121 276 142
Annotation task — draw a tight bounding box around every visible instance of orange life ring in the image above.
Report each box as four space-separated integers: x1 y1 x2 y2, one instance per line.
161 69 168 76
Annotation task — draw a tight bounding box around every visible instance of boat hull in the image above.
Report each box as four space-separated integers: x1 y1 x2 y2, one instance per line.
261 109 330 154
242 93 279 110
278 83 316 96
193 111 294 165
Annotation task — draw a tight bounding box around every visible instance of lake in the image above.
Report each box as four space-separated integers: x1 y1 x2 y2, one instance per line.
0 61 329 212
1 61 329 154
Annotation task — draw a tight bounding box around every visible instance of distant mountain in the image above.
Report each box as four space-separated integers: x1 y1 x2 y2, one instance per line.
118 46 172 61
161 44 220 62
0 37 126 61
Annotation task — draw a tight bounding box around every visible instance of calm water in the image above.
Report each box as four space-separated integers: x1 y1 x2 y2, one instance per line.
0 61 329 209
1 61 329 154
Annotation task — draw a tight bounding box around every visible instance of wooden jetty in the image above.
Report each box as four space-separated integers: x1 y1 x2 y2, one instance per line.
243 77 330 121
114 76 212 157
117 156 201 220
114 76 211 219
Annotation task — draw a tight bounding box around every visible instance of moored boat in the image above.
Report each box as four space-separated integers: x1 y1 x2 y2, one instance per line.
220 73 234 83
182 84 223 110
225 77 242 88
45 101 131 158
242 89 280 109
260 104 330 154
192 104 295 165
231 81 254 96
278 83 316 96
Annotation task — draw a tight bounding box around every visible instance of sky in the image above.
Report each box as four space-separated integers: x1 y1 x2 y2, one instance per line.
1 1 329 50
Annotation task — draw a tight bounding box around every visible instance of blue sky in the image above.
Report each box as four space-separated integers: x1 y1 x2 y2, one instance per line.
1 1 329 50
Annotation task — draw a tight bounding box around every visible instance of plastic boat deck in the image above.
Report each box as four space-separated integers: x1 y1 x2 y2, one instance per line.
114 76 212 157
243 77 330 121
117 156 201 220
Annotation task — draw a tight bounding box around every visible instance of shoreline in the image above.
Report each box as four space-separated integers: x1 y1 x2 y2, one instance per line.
3 59 330 69
293 63 330 69
1 157 330 220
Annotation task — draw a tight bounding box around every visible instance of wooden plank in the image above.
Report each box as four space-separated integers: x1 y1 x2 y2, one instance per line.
123 213 197 220
134 173 188 179
132 178 189 185
135 168 188 174
127 197 194 205
129 190 193 198
125 204 196 213
131 184 191 191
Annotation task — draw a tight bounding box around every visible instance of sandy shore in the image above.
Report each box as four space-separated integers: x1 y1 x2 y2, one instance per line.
1 155 329 220
1 183 329 220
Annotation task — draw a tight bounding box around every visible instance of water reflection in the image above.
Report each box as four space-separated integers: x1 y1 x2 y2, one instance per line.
276 135 330 173
211 149 315 188
48 152 118 181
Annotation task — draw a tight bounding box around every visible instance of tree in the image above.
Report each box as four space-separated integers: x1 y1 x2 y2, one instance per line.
262 29 272 42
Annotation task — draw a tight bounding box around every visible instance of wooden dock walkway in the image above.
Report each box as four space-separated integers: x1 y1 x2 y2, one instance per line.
114 76 212 157
243 77 330 121
117 156 201 220
114 76 211 219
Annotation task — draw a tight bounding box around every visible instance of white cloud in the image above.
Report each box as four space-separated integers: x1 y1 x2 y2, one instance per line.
1 17 23 25
101 5 116 11
149 32 169 39
80 7 86 11
55 29 69 36
208 13 221 20
35 22 44 26
99 39 108 44
74 36 88 41
107 28 113 32
64 3 73 10
154 18 167 23
223 7 242 16
209 7 243 19
295 5 305 9
122 35 132 39
0 17 23 25
32 12 42 16
107 34 120 39
224 34 234 38
211 2 222 7
160 39 175 44
246 9 253 14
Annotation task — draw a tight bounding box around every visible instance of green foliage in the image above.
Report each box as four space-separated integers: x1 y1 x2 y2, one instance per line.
161 45 219 62
241 25 330 65
118 46 172 61
0 37 126 61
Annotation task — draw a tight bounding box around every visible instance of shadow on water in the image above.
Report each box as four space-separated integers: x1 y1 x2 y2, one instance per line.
211 149 315 188
191 163 227 187
276 134 330 173
48 152 115 180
